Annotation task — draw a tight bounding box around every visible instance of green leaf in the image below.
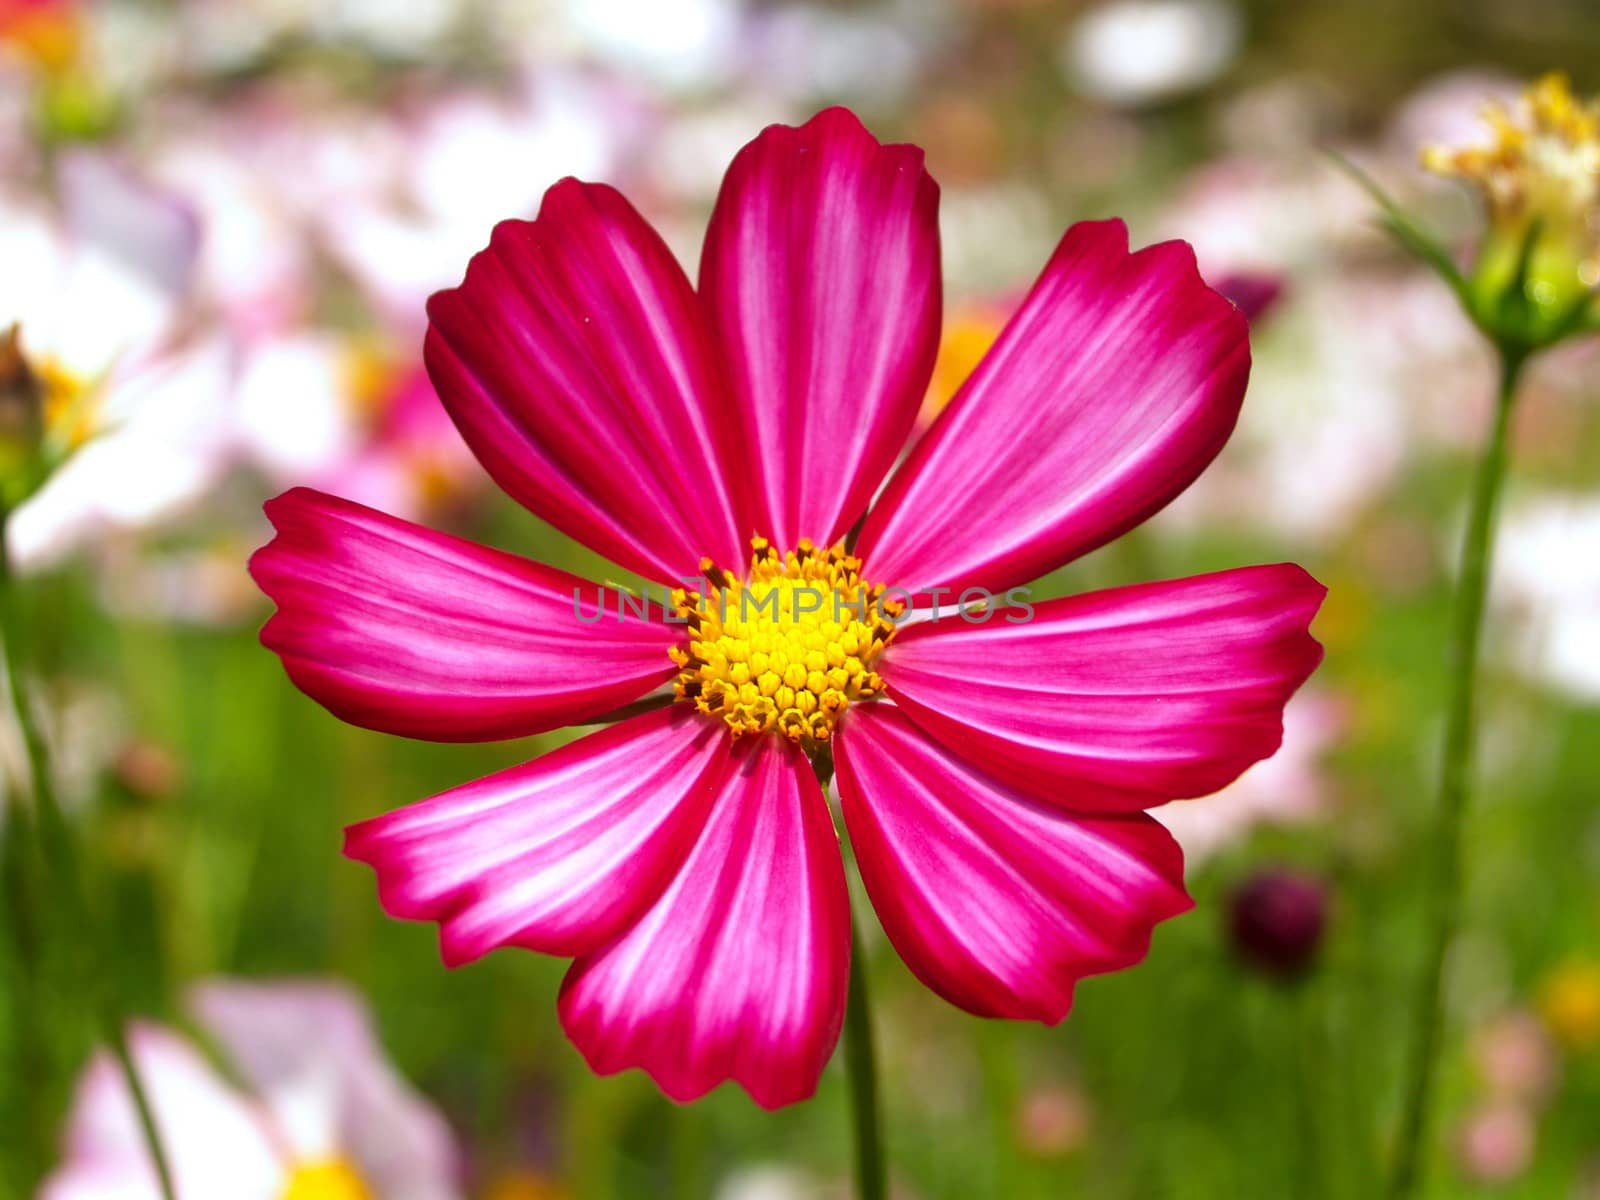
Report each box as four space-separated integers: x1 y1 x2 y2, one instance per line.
1322 149 1469 303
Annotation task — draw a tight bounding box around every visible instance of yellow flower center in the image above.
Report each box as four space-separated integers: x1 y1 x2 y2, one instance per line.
1424 72 1600 284
671 537 903 749
280 1159 373 1200
38 355 97 449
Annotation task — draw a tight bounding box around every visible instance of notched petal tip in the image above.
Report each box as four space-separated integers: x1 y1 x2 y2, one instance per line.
421 168 749 583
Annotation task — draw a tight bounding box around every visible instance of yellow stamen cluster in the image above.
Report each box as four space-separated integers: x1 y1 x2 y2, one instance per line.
671 537 903 749
38 355 96 450
1424 72 1600 282
281 1159 373 1200
0 323 96 455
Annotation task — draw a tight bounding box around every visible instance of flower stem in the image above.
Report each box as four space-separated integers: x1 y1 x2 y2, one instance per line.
844 908 886 1200
1388 353 1523 1198
0 517 177 1200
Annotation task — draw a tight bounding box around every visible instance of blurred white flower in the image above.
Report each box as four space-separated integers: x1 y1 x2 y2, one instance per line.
1156 690 1343 864
1157 266 1487 543
1062 0 1242 107
146 104 328 337
1158 153 1377 275
326 70 638 330
742 2 937 106
714 1165 824 1200
0 156 239 573
230 331 479 522
1494 495 1600 701
178 0 458 69
232 332 356 484
7 338 235 572
43 979 462 1200
552 0 739 89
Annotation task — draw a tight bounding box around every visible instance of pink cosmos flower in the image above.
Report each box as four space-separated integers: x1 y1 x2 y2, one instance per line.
251 108 1326 1108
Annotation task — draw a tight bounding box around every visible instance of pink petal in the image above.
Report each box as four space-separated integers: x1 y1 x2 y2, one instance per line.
836 704 1192 1022
699 107 941 551
251 488 678 742
856 220 1249 594
425 178 747 584
558 735 850 1109
880 565 1326 812
344 708 728 966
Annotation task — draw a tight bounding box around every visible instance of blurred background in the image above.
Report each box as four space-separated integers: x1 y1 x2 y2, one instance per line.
1 0 1598 1197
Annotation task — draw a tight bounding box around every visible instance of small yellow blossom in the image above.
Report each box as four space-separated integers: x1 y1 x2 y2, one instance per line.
1538 958 1600 1050
0 0 82 75
0 322 100 506
483 1170 567 1200
920 305 1006 423
1425 72 1600 327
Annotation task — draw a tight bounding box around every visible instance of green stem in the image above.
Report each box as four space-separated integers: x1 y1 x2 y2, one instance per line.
0 517 177 1200
1388 354 1523 1198
844 909 886 1200
1291 985 1325 1200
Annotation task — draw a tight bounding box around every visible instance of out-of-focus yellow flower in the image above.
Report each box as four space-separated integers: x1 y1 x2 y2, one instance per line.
1538 958 1600 1050
1425 73 1600 338
341 338 401 426
0 322 98 508
0 0 82 75
281 1159 374 1200
38 353 97 449
920 304 1007 425
484 1169 567 1200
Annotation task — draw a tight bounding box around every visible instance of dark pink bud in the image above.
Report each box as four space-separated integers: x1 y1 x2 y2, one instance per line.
1227 868 1327 979
1213 271 1286 325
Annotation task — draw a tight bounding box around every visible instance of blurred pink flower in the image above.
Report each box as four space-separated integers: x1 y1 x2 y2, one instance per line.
42 980 460 1200
323 71 643 333
1016 1083 1092 1158
252 108 1324 1107
1456 1102 1536 1184
1471 1010 1557 1104
231 335 479 524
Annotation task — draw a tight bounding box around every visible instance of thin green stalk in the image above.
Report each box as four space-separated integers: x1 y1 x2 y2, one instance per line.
1291 985 1326 1200
2 788 52 1185
844 909 886 1200
0 516 177 1200
1388 354 1523 1198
